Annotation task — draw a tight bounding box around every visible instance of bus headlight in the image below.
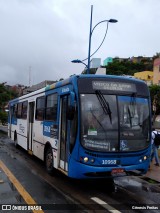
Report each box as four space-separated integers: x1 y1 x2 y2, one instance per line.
143 156 147 160
84 157 89 162
80 157 95 163
139 155 148 163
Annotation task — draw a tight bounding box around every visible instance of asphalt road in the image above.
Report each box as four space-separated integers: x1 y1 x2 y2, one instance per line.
1 127 160 213
0 131 85 213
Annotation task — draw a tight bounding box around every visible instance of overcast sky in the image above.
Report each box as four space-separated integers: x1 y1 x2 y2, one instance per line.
0 0 160 86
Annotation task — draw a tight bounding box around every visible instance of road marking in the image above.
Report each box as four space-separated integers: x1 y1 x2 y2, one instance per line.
91 197 122 213
0 160 44 213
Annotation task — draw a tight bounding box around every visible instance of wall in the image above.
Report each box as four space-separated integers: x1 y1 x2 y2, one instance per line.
134 71 153 85
153 58 160 85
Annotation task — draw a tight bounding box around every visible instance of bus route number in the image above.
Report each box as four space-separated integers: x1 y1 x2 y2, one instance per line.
102 160 117 165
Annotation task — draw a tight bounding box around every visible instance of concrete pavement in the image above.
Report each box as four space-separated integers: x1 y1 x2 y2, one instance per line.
0 124 8 133
145 160 160 183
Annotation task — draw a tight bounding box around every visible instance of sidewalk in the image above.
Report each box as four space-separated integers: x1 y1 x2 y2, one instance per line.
0 124 8 133
145 161 160 183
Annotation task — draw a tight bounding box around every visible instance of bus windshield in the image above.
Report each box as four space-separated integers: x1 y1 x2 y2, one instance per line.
80 94 150 152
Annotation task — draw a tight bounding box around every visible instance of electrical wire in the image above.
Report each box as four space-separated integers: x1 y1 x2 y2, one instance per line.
81 21 109 62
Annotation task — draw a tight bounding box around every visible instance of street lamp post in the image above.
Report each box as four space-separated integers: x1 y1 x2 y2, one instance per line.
71 59 88 69
87 5 93 75
87 5 118 74
72 5 118 74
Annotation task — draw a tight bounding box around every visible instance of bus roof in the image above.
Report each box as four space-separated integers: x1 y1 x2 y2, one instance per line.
9 74 146 104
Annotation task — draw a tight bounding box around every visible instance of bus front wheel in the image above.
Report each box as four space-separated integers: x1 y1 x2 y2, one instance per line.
45 147 54 174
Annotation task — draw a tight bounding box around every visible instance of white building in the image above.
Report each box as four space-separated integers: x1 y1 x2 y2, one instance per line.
90 58 101 68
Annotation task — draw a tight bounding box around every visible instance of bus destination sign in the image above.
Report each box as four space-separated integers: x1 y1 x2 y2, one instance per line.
92 81 136 92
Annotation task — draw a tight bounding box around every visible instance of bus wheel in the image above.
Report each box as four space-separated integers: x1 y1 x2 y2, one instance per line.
45 147 54 174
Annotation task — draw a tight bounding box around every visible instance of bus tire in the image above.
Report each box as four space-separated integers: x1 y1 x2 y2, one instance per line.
45 147 54 174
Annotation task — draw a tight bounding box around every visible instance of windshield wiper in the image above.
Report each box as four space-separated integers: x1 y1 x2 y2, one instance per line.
90 109 105 131
130 93 137 115
95 90 112 124
127 107 132 127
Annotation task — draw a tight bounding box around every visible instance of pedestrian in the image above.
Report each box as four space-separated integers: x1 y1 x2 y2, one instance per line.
151 128 160 166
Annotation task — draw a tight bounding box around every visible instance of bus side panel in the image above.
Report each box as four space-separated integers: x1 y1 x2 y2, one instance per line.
33 120 44 160
17 119 28 150
11 124 17 141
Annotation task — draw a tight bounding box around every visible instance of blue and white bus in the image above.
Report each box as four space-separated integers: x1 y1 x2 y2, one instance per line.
8 75 151 179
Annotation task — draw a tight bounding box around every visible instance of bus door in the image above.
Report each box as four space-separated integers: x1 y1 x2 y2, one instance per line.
59 95 70 172
28 102 35 154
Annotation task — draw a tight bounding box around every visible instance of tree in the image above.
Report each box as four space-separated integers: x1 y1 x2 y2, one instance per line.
0 111 8 125
104 61 148 76
153 52 160 60
81 68 97 74
0 83 18 124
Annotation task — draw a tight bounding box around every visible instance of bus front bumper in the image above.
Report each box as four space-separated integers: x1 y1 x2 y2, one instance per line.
68 158 150 179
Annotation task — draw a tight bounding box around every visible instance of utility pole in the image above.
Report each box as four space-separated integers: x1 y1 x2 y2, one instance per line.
29 66 32 87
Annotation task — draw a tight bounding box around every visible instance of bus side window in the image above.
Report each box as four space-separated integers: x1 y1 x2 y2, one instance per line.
21 101 28 119
17 103 22 118
45 93 58 121
13 104 18 118
35 96 45 121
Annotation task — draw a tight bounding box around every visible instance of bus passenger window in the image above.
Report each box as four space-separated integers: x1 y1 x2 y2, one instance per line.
45 93 58 121
17 103 22 118
35 96 45 121
13 104 18 118
21 101 28 119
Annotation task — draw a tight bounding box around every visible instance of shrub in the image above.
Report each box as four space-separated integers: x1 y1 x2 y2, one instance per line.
0 111 8 125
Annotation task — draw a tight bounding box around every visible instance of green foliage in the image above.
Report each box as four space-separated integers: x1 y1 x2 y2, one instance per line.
80 58 153 76
81 68 97 74
0 83 18 111
104 61 149 76
0 111 8 125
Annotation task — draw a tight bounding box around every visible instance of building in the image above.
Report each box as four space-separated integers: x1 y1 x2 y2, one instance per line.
103 57 113 66
153 58 160 85
23 80 56 95
134 71 153 86
130 56 153 64
113 57 129 62
95 67 106 75
90 58 101 68
11 84 26 96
